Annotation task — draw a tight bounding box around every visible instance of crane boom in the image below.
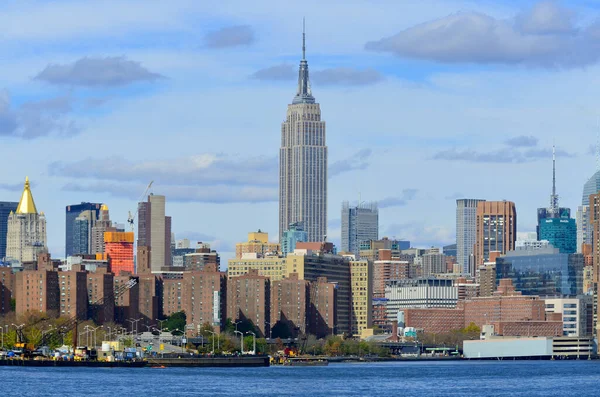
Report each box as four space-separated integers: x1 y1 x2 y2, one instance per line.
127 181 154 231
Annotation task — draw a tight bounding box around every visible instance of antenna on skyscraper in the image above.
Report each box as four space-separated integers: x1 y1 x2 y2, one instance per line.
302 17 306 60
550 144 558 213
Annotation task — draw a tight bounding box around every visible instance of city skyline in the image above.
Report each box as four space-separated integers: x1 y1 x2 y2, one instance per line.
1 1 600 261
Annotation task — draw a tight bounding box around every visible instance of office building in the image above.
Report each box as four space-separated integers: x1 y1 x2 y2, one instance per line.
6 178 47 263
385 279 458 322
475 201 517 267
279 26 327 243
0 201 18 261
65 202 102 257
271 273 310 337
137 194 172 272
539 217 576 254
457 199 485 274
235 230 280 259
105 231 134 275
350 260 372 336
73 210 94 255
545 297 592 337
443 243 457 258
281 222 308 256
91 204 112 254
227 269 270 337
341 201 379 257
495 244 583 297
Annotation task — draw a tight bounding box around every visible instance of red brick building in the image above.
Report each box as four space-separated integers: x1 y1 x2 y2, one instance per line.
183 263 227 333
227 269 270 337
308 276 337 338
86 268 114 324
271 273 309 336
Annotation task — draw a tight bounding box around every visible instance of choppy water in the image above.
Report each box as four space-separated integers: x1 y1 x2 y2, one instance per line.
2 361 599 396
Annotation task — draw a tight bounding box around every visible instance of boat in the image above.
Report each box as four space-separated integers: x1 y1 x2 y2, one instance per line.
283 358 329 367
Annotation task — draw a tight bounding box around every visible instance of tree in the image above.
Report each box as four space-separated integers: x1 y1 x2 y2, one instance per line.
164 311 186 334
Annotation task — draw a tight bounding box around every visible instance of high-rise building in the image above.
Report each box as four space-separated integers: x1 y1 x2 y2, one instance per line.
16 269 59 317
456 199 485 274
539 217 576 254
422 252 447 277
6 178 47 263
474 201 517 266
183 263 227 332
227 269 270 337
281 222 308 256
65 202 102 257
577 167 600 252
137 194 171 273
91 204 112 254
0 201 18 261
308 277 337 338
73 210 94 255
341 201 378 257
271 273 309 337
350 260 372 336
235 230 280 259
105 231 134 275
279 25 327 243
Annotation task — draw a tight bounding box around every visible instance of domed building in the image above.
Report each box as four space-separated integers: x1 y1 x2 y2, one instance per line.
6 177 47 262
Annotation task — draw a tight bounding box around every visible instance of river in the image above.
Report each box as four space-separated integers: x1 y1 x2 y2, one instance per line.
2 360 598 396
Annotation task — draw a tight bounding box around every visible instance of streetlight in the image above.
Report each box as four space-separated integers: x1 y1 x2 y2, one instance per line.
207 331 216 354
127 318 142 341
90 326 102 348
157 319 168 332
233 321 241 332
234 330 244 355
247 331 256 355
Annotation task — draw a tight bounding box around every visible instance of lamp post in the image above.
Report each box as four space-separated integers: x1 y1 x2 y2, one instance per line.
234 330 244 355
247 331 256 355
233 321 241 332
158 319 168 332
207 331 215 354
127 318 142 340
90 326 102 348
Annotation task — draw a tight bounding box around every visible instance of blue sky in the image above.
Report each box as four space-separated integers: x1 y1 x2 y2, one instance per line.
1 0 599 262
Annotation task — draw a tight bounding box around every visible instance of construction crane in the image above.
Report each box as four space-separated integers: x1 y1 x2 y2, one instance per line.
37 276 139 349
319 234 327 257
127 181 154 231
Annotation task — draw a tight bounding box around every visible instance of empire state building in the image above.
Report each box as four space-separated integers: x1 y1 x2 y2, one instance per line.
279 26 327 243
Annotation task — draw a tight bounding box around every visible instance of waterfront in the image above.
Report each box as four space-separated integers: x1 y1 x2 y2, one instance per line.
2 361 599 396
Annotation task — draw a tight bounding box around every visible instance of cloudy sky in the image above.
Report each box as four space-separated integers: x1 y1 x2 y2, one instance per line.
1 0 599 262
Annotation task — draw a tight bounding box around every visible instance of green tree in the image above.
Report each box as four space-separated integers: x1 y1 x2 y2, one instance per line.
164 311 186 334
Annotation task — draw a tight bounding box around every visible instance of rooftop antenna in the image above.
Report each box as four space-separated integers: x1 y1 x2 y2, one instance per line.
302 17 306 60
550 144 558 213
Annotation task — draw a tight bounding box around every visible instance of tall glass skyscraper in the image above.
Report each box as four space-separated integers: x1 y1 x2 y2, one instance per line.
341 201 378 257
0 201 18 261
281 222 308 256
65 202 101 257
577 169 600 251
279 23 327 243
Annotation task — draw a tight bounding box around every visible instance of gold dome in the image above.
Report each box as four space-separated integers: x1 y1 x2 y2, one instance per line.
100 204 109 211
16 176 38 214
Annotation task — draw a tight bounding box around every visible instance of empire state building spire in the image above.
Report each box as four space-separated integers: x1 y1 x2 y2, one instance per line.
280 18 327 243
293 18 315 104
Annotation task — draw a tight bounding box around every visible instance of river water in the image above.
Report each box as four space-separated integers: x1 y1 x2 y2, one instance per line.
2 361 598 396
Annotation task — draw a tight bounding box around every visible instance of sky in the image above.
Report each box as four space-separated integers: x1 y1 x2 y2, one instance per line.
1 0 600 263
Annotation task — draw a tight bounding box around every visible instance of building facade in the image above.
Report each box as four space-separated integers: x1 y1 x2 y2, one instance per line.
475 201 517 267
281 222 308 257
539 217 576 254
0 201 18 261
137 195 172 272
271 273 309 336
456 199 485 274
341 201 379 257
350 260 372 336
386 278 458 322
65 202 102 257
226 269 270 337
235 230 280 259
105 231 134 275
279 30 327 243
6 178 47 263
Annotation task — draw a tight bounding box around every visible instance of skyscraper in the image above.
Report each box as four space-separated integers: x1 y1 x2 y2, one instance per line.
6 177 47 263
577 169 600 252
456 199 485 274
279 23 327 243
0 201 18 261
65 202 101 257
281 222 308 256
91 204 112 254
341 201 379 257
137 194 171 273
475 201 517 266
73 210 94 255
